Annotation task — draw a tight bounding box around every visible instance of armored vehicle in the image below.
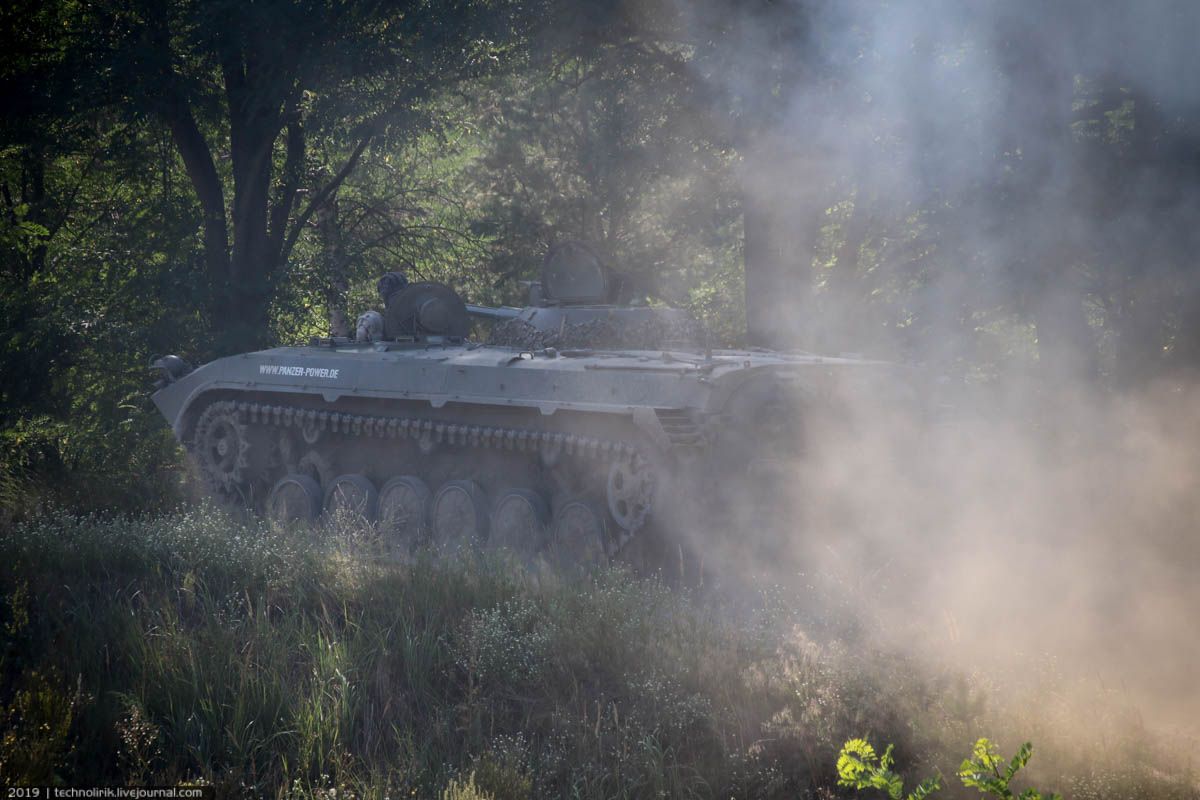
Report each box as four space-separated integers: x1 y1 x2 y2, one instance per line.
151 243 886 567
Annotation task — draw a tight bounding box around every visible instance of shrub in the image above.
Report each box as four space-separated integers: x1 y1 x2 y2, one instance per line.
837 737 1062 800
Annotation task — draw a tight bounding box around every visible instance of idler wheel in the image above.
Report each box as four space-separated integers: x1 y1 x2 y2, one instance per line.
431 480 488 550
378 475 431 550
606 456 656 532
549 500 609 570
488 489 550 561
266 474 323 524
324 474 378 521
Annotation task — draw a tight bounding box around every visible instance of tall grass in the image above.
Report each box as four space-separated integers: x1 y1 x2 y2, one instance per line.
0 508 1195 798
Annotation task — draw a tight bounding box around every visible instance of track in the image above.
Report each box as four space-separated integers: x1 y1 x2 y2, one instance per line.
189 398 660 565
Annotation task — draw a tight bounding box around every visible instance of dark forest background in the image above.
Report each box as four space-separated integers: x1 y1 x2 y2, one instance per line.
3 0 1199 514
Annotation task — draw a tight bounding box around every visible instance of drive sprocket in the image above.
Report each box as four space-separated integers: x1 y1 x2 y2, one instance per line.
606 455 657 532
192 403 252 494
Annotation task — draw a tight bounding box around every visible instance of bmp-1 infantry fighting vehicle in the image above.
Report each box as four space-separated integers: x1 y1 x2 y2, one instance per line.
152 243 886 567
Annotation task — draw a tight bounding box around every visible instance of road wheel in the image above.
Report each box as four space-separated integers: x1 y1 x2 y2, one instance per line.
431 480 488 551
378 475 431 550
266 474 322 524
488 488 550 563
324 474 378 521
549 500 609 570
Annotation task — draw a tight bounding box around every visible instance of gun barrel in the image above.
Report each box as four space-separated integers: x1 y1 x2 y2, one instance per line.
466 304 521 321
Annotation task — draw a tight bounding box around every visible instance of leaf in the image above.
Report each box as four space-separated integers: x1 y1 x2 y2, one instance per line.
880 742 896 772
838 738 940 800
837 738 878 786
1005 742 1033 780
908 776 943 800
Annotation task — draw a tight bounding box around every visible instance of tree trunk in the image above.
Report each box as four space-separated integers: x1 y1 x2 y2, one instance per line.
226 136 275 349
740 129 828 350
20 145 49 276
317 197 351 338
166 109 229 286
1031 255 1098 383
823 189 873 353
222 51 287 350
1169 283 1200 375
1110 282 1170 387
742 188 776 348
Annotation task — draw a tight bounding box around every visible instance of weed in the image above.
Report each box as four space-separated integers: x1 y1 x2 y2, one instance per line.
441 771 495 800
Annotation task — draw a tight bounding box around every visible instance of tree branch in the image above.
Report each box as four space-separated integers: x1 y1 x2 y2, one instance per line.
278 132 371 267
268 113 305 265
165 105 229 281
278 75 470 268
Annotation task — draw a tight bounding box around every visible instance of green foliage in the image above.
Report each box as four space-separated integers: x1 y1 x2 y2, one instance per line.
838 737 1064 800
837 738 941 800
957 739 1062 800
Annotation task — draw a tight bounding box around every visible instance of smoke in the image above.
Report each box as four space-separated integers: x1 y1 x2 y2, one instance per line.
790 377 1200 730
663 0 1200 735
702 0 1200 369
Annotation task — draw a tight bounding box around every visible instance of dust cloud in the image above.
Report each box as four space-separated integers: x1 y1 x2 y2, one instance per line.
790 377 1200 731
667 0 1200 736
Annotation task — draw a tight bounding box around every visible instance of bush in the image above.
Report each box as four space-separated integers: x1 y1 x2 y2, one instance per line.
836 737 1061 800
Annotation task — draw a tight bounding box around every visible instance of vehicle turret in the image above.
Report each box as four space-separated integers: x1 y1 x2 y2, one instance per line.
475 241 707 351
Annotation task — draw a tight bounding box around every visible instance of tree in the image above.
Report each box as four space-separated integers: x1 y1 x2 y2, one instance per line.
465 0 745 337
674 0 831 348
71 0 535 351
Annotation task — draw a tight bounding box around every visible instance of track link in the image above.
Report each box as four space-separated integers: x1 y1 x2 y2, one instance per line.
189 399 662 553
196 399 643 466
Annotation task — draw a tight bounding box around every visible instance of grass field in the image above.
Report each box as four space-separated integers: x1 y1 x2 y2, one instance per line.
0 508 1195 798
